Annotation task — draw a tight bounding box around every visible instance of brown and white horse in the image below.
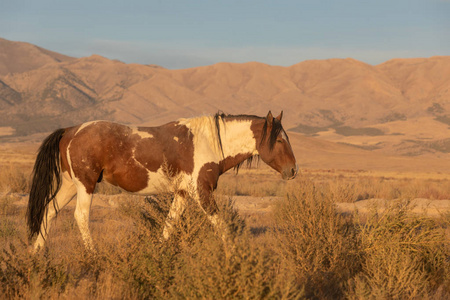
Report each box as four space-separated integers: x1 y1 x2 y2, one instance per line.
27 111 297 251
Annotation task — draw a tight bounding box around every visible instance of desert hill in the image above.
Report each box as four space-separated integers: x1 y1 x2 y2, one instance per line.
0 38 449 162
0 38 75 76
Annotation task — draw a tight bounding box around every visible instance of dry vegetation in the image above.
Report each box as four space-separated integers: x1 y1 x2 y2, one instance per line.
0 165 449 299
217 167 450 202
1 38 449 299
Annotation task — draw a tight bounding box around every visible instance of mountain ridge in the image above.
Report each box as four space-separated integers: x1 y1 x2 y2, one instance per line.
0 38 75 76
0 38 449 159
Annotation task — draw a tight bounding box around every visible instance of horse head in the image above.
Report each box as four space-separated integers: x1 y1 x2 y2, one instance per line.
256 111 298 180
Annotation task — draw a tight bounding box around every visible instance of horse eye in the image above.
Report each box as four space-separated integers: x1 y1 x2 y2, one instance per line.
277 139 283 143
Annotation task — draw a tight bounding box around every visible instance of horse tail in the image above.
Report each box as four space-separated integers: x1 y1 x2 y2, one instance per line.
27 128 66 240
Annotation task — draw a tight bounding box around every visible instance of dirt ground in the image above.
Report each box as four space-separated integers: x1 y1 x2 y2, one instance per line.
231 196 450 218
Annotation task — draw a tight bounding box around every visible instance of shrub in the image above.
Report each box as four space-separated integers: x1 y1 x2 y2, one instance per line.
347 200 450 299
108 193 301 299
0 167 448 299
273 178 360 299
0 165 30 194
273 179 450 299
0 241 71 299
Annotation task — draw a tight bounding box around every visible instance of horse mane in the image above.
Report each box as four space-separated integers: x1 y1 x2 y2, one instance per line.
181 111 279 173
233 154 260 174
179 114 225 158
235 115 283 173
260 116 284 151
213 111 264 153
213 112 263 173
213 112 284 152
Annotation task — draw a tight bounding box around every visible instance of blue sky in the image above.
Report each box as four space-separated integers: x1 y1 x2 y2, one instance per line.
1 0 449 69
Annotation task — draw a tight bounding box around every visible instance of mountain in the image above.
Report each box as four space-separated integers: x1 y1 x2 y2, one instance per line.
0 38 449 159
0 38 75 76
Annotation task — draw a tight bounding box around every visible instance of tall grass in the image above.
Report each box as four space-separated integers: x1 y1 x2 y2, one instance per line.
0 193 301 299
105 193 300 299
273 179 360 299
0 166 449 299
347 200 449 299
272 179 450 299
0 165 30 194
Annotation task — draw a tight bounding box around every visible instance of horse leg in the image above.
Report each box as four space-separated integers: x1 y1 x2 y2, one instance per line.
202 199 237 257
74 184 95 251
162 191 187 240
196 186 234 251
33 171 77 251
205 204 228 241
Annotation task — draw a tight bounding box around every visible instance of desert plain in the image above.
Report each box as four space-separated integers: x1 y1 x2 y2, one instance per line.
0 37 449 299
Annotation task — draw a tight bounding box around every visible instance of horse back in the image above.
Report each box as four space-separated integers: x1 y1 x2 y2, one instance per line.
60 121 195 193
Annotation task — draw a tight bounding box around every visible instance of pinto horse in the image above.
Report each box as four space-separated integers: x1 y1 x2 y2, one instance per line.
27 111 298 251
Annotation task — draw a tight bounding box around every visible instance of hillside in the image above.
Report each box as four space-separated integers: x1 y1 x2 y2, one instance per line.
0 38 75 76
0 38 449 162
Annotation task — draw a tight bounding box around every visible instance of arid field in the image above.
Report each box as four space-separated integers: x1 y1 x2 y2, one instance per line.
1 38 449 299
1 145 449 299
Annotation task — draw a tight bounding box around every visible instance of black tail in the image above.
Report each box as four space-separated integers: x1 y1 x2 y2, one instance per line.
27 128 65 240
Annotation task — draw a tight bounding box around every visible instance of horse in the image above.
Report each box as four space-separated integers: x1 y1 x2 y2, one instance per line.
27 111 298 251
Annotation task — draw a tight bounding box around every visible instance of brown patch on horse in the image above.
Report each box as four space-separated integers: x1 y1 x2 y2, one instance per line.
64 121 195 194
251 115 297 178
219 153 255 174
196 153 253 214
197 162 220 214
135 122 194 174
67 123 135 193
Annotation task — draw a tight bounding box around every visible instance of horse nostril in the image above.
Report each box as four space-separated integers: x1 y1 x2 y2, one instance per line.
291 167 295 176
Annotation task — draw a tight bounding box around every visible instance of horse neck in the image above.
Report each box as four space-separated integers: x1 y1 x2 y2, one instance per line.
218 118 259 172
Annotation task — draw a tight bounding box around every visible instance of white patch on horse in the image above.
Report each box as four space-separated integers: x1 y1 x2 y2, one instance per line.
66 140 75 179
173 136 179 142
182 116 258 203
137 167 188 196
71 176 95 250
74 121 99 136
219 120 257 158
131 146 145 168
180 116 223 160
127 145 184 195
163 193 186 239
131 127 154 139
67 161 91 195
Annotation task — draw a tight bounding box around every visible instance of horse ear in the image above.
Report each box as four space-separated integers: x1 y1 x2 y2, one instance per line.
276 111 283 122
266 111 273 127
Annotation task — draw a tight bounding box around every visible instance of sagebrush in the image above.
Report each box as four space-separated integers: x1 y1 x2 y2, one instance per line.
0 166 449 299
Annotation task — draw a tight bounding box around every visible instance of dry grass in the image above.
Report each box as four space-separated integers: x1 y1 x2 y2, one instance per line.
218 168 450 202
0 164 30 194
0 192 300 299
346 200 449 299
217 170 287 197
0 165 449 299
273 178 360 299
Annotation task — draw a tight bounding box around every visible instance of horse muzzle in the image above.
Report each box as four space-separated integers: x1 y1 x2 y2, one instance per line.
282 164 299 180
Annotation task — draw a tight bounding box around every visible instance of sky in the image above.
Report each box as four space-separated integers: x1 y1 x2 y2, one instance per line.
1 0 449 69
